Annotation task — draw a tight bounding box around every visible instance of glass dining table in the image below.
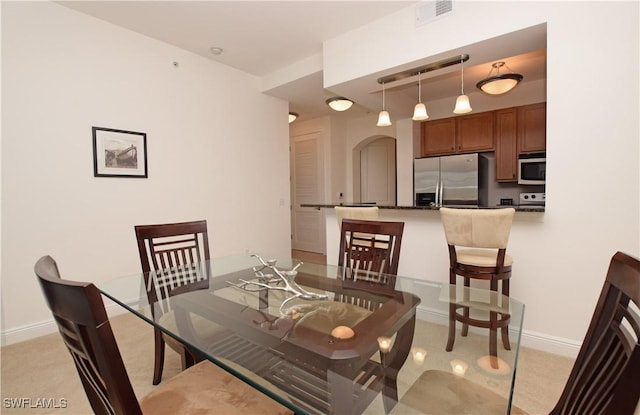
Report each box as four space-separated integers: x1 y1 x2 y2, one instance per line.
99 254 525 415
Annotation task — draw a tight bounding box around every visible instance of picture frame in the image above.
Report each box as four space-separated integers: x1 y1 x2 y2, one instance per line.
92 127 147 178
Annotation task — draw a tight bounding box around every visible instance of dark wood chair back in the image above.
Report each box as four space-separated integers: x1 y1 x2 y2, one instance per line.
551 251 640 415
34 255 143 415
134 220 211 384
135 220 211 308
337 219 404 289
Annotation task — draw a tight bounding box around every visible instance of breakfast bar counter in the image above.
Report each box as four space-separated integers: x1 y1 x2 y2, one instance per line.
301 203 545 213
302 203 544 287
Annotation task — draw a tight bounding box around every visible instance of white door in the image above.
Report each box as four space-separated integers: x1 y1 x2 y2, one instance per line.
290 132 326 253
360 138 396 205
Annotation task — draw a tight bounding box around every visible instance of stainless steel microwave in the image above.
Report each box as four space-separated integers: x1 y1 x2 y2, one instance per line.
518 154 546 185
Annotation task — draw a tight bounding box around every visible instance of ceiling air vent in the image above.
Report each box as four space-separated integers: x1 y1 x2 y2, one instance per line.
415 0 454 26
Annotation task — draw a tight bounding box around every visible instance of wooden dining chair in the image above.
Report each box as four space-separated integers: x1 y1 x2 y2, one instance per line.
395 251 640 415
34 255 292 415
337 219 404 289
135 220 212 384
440 207 515 363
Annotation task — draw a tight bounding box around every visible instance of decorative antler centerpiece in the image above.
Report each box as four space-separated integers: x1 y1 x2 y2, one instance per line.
227 254 329 313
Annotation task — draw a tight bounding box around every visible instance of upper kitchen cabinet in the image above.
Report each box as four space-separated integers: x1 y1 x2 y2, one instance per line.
420 111 494 157
495 108 518 181
495 103 547 181
518 102 547 153
456 112 494 153
420 118 456 156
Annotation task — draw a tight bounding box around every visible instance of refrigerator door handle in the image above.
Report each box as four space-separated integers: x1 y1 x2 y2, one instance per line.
438 179 444 206
435 180 440 206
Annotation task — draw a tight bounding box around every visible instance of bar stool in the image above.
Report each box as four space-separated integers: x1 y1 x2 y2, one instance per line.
335 206 379 229
439 207 515 364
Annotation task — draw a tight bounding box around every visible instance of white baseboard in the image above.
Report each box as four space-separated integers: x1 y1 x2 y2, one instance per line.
2 303 581 359
1 302 131 347
416 305 581 358
1 320 58 346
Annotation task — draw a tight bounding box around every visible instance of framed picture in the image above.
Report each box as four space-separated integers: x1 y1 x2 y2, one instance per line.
92 127 147 178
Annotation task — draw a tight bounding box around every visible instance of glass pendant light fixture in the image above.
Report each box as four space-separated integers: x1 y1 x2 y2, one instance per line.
376 82 392 126
412 75 429 121
476 61 523 95
326 97 354 112
288 112 298 123
453 56 472 114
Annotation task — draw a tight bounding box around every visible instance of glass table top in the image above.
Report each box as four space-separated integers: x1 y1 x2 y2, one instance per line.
99 254 525 415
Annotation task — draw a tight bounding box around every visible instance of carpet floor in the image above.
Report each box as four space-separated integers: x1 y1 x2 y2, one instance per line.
1 312 575 415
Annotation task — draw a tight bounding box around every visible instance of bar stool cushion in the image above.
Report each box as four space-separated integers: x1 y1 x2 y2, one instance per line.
456 249 514 267
335 206 379 229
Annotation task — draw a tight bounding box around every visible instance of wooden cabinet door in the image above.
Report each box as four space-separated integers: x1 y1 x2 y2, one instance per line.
420 118 456 156
518 103 546 153
495 108 518 181
456 111 494 153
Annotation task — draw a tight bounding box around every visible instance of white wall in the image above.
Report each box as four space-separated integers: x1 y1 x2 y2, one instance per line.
323 1 639 351
1 2 291 344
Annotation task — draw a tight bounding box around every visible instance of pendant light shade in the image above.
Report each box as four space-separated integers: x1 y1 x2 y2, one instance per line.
453 56 472 114
288 112 298 123
377 83 392 126
326 97 354 111
476 61 523 95
453 95 472 114
413 103 428 121
412 77 429 121
377 110 391 126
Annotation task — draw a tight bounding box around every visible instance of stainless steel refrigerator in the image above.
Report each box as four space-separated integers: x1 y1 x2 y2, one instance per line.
414 153 479 206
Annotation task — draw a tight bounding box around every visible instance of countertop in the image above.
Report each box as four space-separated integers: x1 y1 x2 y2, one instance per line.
301 203 545 213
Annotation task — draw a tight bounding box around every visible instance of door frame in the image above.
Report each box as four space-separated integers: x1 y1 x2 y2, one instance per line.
290 131 326 254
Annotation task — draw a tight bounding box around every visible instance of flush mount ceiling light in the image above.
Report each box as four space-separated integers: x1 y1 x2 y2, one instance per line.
412 75 429 121
288 112 298 123
376 83 392 127
476 61 523 95
453 55 472 114
326 97 354 112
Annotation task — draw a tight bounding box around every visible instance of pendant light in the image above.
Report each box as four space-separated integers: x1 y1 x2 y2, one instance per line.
453 56 472 114
377 82 392 126
412 75 429 121
476 61 523 95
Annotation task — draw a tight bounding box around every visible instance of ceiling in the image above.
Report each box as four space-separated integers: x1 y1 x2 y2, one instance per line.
58 1 546 123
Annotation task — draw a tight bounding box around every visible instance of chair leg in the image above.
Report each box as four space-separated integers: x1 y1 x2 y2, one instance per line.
501 326 511 350
179 345 197 370
488 310 500 369
446 269 457 352
501 277 511 350
461 277 470 336
446 303 456 352
152 328 165 385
